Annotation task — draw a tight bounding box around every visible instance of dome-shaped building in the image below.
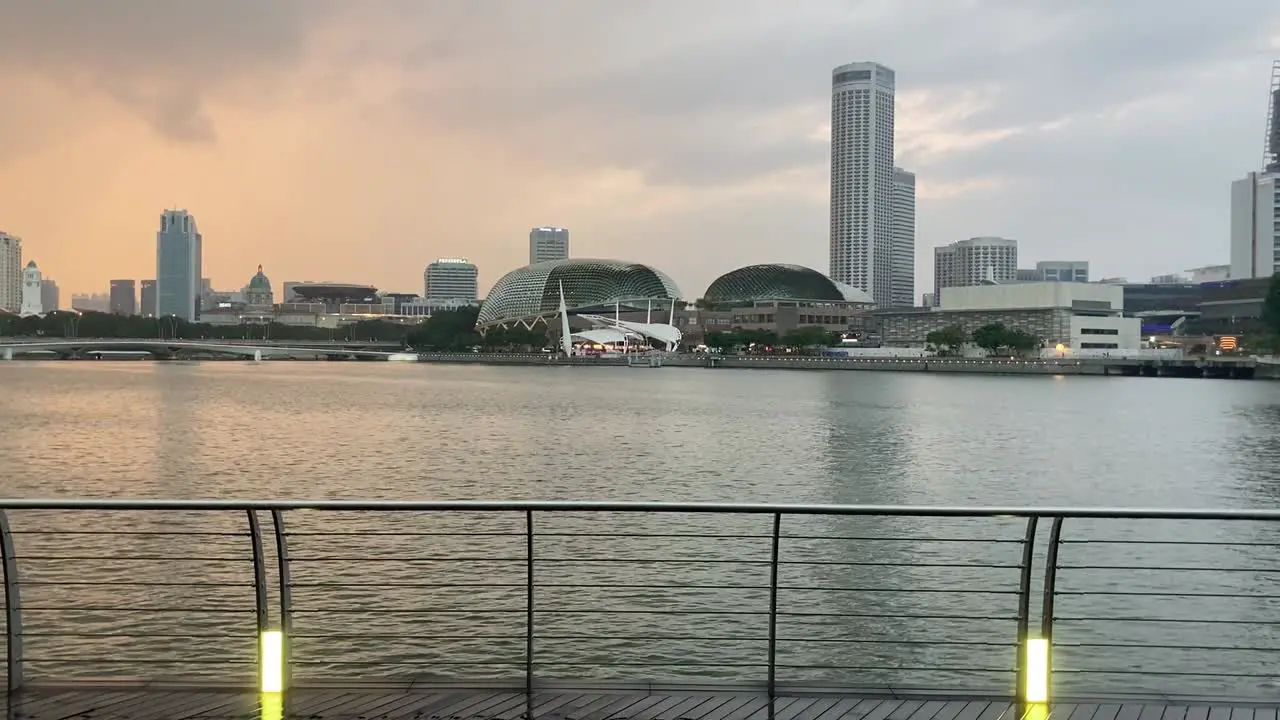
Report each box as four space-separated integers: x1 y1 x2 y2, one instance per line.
703 264 873 306
243 265 274 307
477 259 681 329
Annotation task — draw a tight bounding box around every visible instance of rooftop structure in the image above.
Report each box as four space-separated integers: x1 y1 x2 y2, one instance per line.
703 264 874 307
477 258 680 329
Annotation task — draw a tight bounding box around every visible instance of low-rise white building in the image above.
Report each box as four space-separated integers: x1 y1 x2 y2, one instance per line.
878 281 1140 351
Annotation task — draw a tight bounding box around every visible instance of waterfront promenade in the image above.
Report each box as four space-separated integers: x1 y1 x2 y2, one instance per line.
1 500 1278 718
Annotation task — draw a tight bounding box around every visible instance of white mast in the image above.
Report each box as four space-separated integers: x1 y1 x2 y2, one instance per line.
667 301 677 351
646 299 652 324
558 281 573 356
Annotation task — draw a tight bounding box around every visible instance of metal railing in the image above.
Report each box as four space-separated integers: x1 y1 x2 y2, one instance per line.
2 500 1280 702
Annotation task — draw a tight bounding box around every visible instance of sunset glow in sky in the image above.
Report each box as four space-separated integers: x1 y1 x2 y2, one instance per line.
3 1 1279 299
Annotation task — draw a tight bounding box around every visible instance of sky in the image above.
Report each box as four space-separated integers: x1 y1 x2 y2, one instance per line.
2 1 1279 301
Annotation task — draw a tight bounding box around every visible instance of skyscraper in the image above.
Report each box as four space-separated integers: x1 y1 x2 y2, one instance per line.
529 227 569 265
110 279 137 315
0 232 21 313
1264 60 1279 173
41 279 59 312
830 62 896 306
424 258 479 302
933 237 1018 305
1229 171 1280 279
20 261 42 316
139 280 156 317
155 209 202 320
890 167 916 307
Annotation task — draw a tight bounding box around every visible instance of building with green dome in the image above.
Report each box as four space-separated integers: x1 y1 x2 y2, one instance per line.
244 265 274 308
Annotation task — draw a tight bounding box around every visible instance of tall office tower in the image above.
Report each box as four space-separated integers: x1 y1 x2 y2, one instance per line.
1230 171 1280 278
932 237 1018 305
155 209 202 320
109 279 137 315
0 232 21 313
830 62 896 306
20 261 42 316
529 227 569 265
1264 60 1279 173
41 279 59 312
139 280 156 317
890 167 916 307
424 258 479 302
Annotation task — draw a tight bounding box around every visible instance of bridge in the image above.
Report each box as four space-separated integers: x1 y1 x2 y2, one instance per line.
0 338 406 360
0 499 1277 719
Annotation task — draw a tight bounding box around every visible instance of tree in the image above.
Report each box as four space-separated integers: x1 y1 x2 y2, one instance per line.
971 323 1009 355
1004 329 1041 356
925 324 966 355
780 326 840 352
1264 272 1280 336
703 331 739 351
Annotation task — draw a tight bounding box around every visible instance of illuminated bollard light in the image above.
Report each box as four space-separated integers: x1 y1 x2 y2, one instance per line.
260 630 284 693
260 691 283 720
1024 637 1049 704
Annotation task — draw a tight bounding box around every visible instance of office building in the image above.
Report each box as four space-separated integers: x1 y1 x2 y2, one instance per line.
1229 171 1280 279
20 261 42 316
1265 60 1279 173
155 209 202 320
890 167 916 307
1036 261 1088 283
424 258 479 303
529 227 570 265
71 293 110 313
41 279 59 312
139 280 156 317
109 279 137 315
830 62 896 306
876 282 1140 351
932 237 1018 305
0 232 20 313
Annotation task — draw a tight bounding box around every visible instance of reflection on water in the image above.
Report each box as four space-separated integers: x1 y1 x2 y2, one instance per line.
2 362 1280 697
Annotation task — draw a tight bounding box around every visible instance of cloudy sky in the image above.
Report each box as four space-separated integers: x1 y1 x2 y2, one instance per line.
2 1 1279 301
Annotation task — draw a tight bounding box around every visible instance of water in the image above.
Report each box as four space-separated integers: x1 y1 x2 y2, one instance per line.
2 362 1280 698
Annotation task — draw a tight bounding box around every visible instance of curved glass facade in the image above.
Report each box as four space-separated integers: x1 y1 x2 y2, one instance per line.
703 264 873 305
477 259 682 327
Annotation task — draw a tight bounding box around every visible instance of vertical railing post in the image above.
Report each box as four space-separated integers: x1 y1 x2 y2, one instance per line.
525 510 535 720
1014 515 1039 705
0 510 23 695
766 512 781 698
271 510 293 693
1039 517 1065 704
247 510 269 675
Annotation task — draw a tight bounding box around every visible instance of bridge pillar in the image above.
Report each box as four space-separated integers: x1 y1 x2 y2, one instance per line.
2 347 11 361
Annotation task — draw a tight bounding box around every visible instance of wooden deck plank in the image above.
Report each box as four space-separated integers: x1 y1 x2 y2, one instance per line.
1 688 1277 720
1094 704 1125 720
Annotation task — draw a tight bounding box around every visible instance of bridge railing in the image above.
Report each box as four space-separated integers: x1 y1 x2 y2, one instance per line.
2 501 1279 702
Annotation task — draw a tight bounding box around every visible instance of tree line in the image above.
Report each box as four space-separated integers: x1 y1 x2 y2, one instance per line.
925 322 1041 356
704 326 841 353
0 308 494 349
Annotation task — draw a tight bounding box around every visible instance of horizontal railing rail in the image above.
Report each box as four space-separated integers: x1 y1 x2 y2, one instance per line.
1 500 1279 704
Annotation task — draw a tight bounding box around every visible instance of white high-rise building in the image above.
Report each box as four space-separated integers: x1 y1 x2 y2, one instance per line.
933 237 1018 306
0 232 21 313
1229 171 1280 279
890 167 916 307
830 62 896 306
20 261 42 316
423 258 479 303
155 209 202 320
529 227 569 265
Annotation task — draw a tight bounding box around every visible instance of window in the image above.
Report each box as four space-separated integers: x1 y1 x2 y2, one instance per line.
1080 342 1119 349
1079 328 1119 335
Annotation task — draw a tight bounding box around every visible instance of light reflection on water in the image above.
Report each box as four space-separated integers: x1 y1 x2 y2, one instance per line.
1 362 1280 698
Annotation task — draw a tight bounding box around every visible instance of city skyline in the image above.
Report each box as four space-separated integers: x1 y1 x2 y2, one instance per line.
2 3 1279 300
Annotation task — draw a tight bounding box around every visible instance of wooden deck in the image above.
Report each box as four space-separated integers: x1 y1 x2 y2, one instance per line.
1 688 1277 720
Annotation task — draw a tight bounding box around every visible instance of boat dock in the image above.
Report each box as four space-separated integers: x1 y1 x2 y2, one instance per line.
1 500 1278 719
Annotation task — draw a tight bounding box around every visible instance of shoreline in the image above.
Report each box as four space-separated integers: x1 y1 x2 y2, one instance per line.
2 350 1271 379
